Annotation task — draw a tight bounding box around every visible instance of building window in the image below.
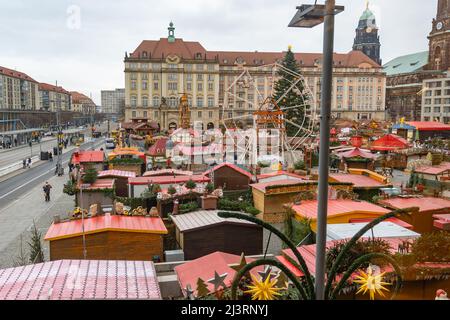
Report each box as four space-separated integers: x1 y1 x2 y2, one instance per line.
130 73 137 80
168 82 177 91
142 81 147 90
186 82 192 91
198 111 202 117
153 82 159 90
197 74 203 81
152 96 160 107
154 111 159 117
142 96 148 107
197 96 204 107
132 111 137 118
143 111 147 118
131 95 137 107
209 111 213 118
207 64 214 71
196 64 204 71
228 112 232 118
208 96 214 107
168 73 177 81
197 82 203 91
131 81 136 90
208 82 214 91
186 74 192 81
424 107 431 113
434 107 441 112
153 74 159 80
169 97 177 107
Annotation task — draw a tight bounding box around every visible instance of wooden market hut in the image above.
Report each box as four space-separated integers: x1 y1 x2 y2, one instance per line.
334 147 378 171
76 178 116 209
44 213 168 261
170 210 263 260
108 147 147 176
379 196 450 234
329 169 392 201
70 150 106 171
202 162 254 191
97 170 136 197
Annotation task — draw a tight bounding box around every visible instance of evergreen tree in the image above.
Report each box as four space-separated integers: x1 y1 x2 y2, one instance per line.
28 221 44 264
273 47 309 137
82 167 98 184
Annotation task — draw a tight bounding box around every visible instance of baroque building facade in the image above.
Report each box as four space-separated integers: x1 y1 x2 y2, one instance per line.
124 23 386 129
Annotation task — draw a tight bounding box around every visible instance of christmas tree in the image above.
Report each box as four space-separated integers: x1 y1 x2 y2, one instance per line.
28 221 44 264
273 47 309 137
196 277 210 297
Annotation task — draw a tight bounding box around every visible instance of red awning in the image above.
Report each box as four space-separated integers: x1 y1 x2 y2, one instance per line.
336 147 377 160
370 134 409 151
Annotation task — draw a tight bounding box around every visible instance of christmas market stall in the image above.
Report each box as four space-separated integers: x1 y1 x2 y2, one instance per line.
44 212 167 261
170 210 262 260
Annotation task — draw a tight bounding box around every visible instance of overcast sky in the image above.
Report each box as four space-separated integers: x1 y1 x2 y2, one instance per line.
0 0 437 104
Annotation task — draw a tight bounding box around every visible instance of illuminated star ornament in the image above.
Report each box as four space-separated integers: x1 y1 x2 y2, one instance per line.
245 273 283 300
353 265 391 300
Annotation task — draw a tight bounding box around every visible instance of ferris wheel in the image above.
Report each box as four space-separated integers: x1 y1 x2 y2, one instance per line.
221 63 318 165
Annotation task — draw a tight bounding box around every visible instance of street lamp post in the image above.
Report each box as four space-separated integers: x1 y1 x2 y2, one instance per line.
289 0 344 300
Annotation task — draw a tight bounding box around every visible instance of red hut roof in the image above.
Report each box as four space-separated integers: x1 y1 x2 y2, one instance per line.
147 138 167 157
45 213 167 241
336 147 377 160
0 259 161 300
71 150 105 165
203 162 253 179
370 134 409 151
174 252 262 297
406 121 450 131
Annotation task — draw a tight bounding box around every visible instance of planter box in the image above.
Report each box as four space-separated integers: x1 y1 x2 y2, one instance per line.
201 195 218 210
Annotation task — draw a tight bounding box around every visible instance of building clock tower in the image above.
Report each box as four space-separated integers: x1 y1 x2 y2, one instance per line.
352 1 382 65
428 0 450 70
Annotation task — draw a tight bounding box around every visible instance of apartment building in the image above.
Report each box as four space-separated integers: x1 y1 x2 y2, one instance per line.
0 65 40 110
101 88 125 115
422 77 450 123
38 83 71 112
70 91 96 115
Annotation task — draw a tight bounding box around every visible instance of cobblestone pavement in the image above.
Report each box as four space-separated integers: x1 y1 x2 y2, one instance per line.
0 172 74 269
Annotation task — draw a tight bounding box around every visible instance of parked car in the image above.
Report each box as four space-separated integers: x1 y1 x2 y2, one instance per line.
43 131 53 137
105 138 115 149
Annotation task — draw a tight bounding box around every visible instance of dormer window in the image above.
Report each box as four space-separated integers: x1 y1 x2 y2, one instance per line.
142 51 148 58
196 52 202 59
223 59 228 64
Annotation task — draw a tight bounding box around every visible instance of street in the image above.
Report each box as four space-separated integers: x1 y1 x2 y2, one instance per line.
0 137 106 210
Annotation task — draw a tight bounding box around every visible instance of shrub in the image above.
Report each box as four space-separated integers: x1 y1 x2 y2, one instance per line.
185 179 197 190
243 206 260 216
218 198 243 211
110 157 143 165
411 232 450 262
179 201 198 214
205 182 214 194
168 185 177 196
63 180 77 196
294 160 306 170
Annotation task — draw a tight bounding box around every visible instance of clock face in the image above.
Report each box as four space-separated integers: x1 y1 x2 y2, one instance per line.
366 27 373 33
437 22 444 30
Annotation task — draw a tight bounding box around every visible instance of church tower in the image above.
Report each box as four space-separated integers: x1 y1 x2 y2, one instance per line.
428 0 450 70
353 2 382 65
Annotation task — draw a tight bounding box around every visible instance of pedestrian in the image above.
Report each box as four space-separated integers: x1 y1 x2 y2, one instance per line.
23 159 26 169
43 181 52 202
48 151 53 161
27 157 32 168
